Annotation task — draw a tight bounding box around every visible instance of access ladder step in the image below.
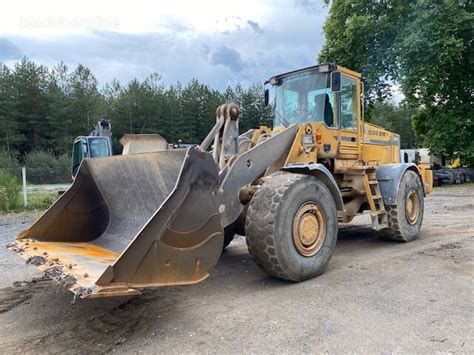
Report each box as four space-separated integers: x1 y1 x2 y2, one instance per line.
363 172 389 230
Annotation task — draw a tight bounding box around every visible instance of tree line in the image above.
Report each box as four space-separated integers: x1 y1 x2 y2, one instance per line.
3 0 471 166
0 58 272 157
0 56 423 162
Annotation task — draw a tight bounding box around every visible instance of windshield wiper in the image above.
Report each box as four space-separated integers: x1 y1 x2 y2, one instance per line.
274 115 290 128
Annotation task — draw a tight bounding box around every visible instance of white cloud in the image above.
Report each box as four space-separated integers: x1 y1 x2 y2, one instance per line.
0 0 330 89
1 0 268 37
390 84 405 104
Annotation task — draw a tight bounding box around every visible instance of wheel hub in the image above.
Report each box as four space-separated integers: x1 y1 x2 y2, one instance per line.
405 189 420 225
292 202 326 257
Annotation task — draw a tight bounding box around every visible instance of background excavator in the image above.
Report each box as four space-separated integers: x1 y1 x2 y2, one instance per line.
8 63 432 299
71 119 113 177
71 119 174 178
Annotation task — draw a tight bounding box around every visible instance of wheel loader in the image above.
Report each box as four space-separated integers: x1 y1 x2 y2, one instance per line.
7 63 433 298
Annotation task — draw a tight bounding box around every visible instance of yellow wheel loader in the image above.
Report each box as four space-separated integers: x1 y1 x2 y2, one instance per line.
7 64 433 298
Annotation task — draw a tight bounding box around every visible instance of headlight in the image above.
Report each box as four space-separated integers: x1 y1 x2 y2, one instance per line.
302 134 314 146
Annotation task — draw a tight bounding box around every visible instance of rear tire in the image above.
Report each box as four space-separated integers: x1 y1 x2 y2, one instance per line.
379 170 424 242
245 174 338 282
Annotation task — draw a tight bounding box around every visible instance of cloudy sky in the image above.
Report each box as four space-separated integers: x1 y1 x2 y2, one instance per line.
0 0 329 90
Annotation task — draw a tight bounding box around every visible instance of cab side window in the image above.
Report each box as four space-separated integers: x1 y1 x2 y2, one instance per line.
340 76 357 130
307 89 335 127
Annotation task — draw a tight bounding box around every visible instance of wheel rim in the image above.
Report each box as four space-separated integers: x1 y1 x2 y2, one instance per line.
292 202 326 257
405 189 420 225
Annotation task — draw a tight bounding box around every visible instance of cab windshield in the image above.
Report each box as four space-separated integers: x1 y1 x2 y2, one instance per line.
88 137 110 158
273 70 334 128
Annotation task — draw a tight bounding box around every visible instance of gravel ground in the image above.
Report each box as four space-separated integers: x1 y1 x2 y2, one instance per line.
0 185 472 354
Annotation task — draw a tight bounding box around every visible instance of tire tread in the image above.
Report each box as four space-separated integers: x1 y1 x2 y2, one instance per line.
245 174 304 280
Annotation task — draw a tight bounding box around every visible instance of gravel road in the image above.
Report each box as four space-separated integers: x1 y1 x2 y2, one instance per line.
0 185 472 354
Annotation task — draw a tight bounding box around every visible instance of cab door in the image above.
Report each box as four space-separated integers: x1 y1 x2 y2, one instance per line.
72 138 88 177
337 74 360 158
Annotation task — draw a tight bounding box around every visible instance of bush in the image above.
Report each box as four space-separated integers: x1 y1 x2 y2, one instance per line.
57 154 71 181
25 151 71 184
0 169 20 212
0 151 20 178
28 191 57 210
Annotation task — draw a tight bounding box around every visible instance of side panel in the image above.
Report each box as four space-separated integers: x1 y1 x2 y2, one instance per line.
283 122 339 164
317 123 339 159
281 163 344 211
338 129 359 157
362 123 400 165
376 163 421 205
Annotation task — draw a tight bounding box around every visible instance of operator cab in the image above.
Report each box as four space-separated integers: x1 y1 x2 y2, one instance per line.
72 136 112 177
266 63 359 132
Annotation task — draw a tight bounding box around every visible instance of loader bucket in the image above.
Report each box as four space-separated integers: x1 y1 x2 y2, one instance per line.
8 147 224 298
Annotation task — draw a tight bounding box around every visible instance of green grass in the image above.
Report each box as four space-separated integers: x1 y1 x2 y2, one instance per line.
0 169 21 212
25 190 58 210
0 190 58 214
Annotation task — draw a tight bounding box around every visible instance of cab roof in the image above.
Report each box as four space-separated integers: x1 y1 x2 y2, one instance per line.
266 63 361 85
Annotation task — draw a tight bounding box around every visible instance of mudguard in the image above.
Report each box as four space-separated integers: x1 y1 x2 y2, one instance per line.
376 163 422 206
280 163 344 211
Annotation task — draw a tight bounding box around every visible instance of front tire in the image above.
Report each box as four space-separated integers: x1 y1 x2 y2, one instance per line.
245 174 338 282
379 170 424 242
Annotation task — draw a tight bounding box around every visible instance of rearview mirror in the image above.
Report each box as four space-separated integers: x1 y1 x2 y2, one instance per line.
331 71 341 92
264 88 269 107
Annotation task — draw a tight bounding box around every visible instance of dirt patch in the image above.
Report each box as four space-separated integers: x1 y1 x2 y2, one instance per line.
0 289 159 354
44 267 77 288
448 203 474 211
0 278 50 313
434 242 462 251
0 292 32 313
417 241 472 262
5 241 25 254
26 255 46 266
